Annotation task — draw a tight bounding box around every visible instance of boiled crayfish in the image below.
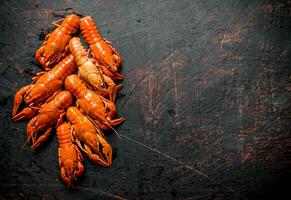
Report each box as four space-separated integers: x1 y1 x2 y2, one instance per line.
56 122 84 187
12 55 77 121
67 106 112 167
69 37 120 102
65 74 125 131
80 16 123 80
35 14 79 70
26 91 73 149
12 14 126 187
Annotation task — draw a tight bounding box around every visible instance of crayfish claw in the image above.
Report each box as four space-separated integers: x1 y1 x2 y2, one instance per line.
12 85 32 117
96 134 112 167
12 107 38 122
101 143 112 167
84 144 110 167
31 128 53 150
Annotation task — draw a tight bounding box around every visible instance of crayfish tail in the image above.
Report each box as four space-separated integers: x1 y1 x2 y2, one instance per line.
80 16 101 45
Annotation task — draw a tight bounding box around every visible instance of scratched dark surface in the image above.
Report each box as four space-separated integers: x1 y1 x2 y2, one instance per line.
0 0 290 199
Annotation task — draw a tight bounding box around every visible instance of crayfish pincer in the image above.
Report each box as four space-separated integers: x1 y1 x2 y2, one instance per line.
56 122 84 187
26 91 73 149
12 55 77 122
35 14 79 70
67 106 113 167
80 16 123 80
65 74 125 131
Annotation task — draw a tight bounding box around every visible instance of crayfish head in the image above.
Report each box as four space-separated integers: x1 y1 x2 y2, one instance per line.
62 14 80 33
25 85 47 105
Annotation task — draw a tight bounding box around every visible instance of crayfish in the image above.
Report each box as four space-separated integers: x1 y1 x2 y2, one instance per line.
26 91 73 149
80 16 123 80
35 14 79 70
65 74 125 131
12 55 77 121
69 37 121 102
56 122 84 187
67 106 112 167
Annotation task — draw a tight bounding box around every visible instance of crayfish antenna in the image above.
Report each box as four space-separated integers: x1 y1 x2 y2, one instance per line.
85 115 105 138
85 114 121 139
20 134 33 152
104 121 121 139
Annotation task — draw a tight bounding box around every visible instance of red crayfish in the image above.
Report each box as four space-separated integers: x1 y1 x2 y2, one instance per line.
26 91 73 149
80 16 123 80
35 14 79 70
56 122 84 186
67 106 113 167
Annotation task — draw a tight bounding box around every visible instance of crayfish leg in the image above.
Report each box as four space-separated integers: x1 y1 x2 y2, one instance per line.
32 71 47 82
98 63 124 81
52 18 64 27
107 85 117 103
75 148 84 178
56 112 66 127
75 139 87 153
108 117 126 127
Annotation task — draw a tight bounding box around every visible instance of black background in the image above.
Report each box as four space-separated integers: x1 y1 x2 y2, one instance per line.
0 0 290 199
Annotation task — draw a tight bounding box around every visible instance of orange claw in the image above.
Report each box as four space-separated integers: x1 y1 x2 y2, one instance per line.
67 106 112 167
35 14 80 69
26 91 73 149
65 75 125 132
80 16 123 81
56 122 84 187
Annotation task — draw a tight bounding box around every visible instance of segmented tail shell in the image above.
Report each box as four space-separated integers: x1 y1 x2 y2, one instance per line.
69 37 88 66
56 123 72 147
61 14 80 34
80 16 101 45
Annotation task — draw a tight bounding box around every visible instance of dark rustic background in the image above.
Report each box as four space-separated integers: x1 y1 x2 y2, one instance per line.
0 0 290 199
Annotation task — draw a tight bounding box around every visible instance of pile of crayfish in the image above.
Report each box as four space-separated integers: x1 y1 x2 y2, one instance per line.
12 14 125 187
